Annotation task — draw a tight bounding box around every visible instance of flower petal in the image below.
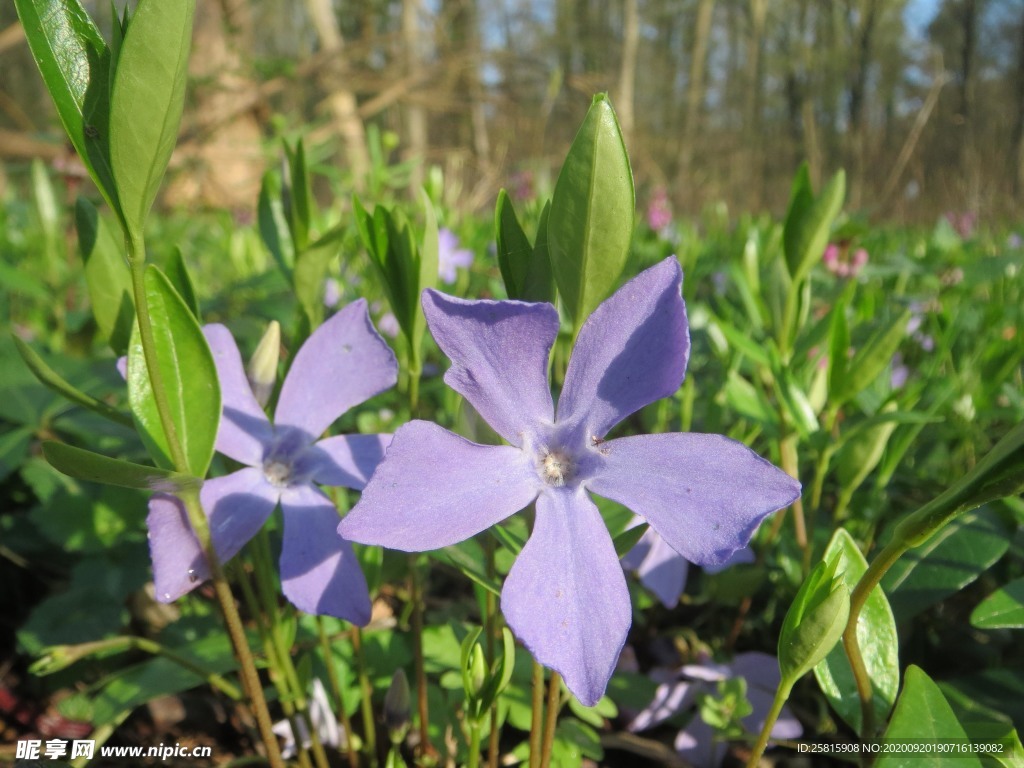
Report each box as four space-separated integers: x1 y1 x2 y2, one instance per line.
275 299 398 438
147 469 277 602
635 529 689 608
204 324 273 465
147 493 207 602
557 257 689 440
501 488 630 706
279 484 371 624
589 433 800 567
628 679 698 733
201 467 279 564
338 420 539 550
308 433 391 490
422 290 557 446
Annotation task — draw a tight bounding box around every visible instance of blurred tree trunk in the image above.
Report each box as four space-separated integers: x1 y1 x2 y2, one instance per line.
403 0 429 190
447 0 490 162
797 0 822 185
846 0 878 209
304 0 371 189
1014 8 1024 199
677 0 715 201
958 0 981 206
165 0 263 212
617 0 639 147
743 0 767 209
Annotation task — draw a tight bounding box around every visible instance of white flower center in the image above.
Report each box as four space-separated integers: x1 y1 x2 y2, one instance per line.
539 449 573 487
263 459 293 488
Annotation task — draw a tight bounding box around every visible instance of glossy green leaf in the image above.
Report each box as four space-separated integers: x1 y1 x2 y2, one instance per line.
109 0 195 239
284 139 313 251
0 426 33 483
496 191 555 303
877 666 983 768
163 247 200 320
970 577 1024 630
42 440 196 492
835 402 899 492
127 266 220 475
294 228 342 337
76 197 134 354
959 721 1024 767
12 336 133 426
496 188 533 299
782 165 845 283
814 528 899 734
548 93 635 331
883 506 1012 619
14 0 120 218
837 310 911 404
415 188 440 351
258 169 295 278
827 300 849 399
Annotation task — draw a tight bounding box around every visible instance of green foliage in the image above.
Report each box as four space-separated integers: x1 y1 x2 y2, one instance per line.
814 529 899 734
126 266 220 475
548 93 635 332
109 0 196 241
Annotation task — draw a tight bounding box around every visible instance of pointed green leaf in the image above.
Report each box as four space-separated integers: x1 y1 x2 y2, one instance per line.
415 190 440 350
14 0 121 219
42 440 196 491
163 248 200 320
814 528 899 735
109 0 196 238
284 139 313 251
495 188 532 299
548 94 635 330
294 229 342 335
127 265 220 475
827 300 849 400
525 201 555 304
783 166 845 283
877 666 983 768
837 309 911 404
835 402 899 492
76 197 134 354
971 577 1024 630
883 506 1013 619
258 169 295 278
12 336 133 427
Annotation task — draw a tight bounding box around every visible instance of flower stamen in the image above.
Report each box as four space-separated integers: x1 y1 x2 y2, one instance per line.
540 449 573 487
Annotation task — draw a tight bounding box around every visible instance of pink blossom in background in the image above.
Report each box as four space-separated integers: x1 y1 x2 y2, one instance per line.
823 243 868 278
646 186 673 232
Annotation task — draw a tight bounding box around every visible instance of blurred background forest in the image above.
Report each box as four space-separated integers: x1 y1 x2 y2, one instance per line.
2 0 1024 224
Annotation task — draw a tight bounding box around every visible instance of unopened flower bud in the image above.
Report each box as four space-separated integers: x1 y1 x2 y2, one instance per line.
246 320 280 408
469 644 487 697
383 668 411 745
778 557 850 684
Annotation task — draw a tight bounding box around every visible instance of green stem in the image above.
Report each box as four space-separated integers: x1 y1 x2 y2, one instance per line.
353 626 379 767
318 617 360 768
484 541 500 768
128 238 284 768
528 661 544 768
745 678 794 768
778 435 808 569
467 722 482 768
539 671 562 768
408 555 434 761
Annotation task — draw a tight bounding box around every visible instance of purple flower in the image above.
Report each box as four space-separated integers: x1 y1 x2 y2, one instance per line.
338 258 800 704
438 228 474 284
147 301 398 622
623 525 754 607
629 652 802 768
